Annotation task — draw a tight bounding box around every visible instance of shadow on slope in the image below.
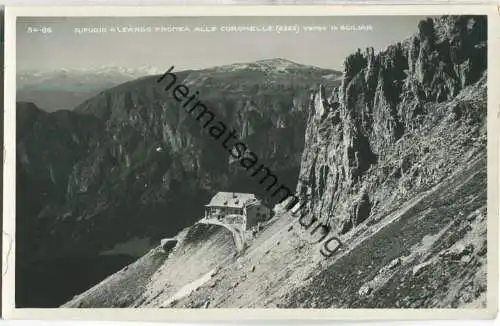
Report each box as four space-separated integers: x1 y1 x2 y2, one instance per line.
16 254 136 308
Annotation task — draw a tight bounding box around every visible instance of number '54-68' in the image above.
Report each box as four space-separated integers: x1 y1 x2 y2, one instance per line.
27 26 53 34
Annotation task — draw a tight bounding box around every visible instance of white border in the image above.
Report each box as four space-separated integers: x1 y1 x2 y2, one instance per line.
3 4 500 321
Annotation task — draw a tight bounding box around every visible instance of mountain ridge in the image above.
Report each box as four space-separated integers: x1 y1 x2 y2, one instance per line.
18 58 340 77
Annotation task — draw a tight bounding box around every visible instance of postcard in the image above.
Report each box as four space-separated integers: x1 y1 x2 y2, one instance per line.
2 4 499 321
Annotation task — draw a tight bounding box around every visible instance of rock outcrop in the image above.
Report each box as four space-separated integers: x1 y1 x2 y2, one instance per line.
295 15 487 235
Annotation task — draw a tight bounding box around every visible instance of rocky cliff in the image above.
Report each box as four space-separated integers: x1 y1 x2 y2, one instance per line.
62 15 488 309
295 15 486 235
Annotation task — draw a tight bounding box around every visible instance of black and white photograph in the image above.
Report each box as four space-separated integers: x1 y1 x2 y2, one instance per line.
2 5 499 321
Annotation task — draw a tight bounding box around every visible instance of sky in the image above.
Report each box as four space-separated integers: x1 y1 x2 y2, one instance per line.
17 16 428 72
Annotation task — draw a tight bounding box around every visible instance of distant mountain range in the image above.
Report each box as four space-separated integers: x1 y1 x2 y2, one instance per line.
16 61 341 112
16 65 168 111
